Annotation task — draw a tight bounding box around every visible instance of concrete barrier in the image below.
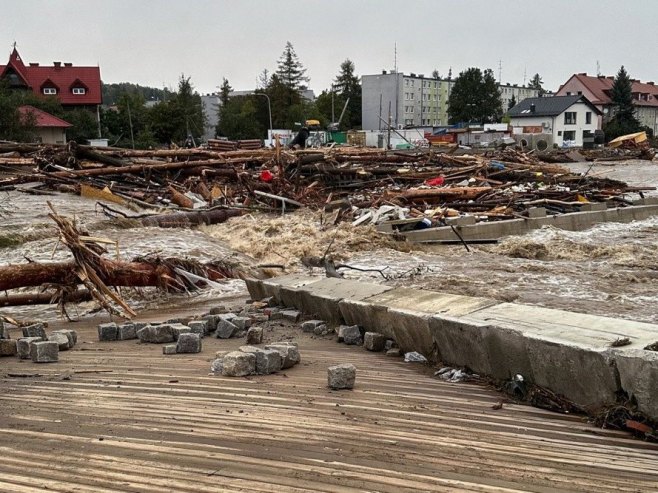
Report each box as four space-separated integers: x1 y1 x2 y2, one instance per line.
247 276 658 419
394 203 658 242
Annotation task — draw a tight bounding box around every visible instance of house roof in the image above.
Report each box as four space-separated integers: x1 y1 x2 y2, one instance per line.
508 95 602 118
18 105 72 128
0 48 101 105
558 73 658 108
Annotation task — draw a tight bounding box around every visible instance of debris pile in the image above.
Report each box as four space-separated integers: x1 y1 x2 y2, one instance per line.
0 320 76 363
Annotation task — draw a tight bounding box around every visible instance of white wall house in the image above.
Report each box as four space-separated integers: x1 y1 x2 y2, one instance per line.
508 95 601 147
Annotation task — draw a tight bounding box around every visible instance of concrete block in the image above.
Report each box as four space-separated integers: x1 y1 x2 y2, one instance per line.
239 346 282 375
48 332 71 351
364 332 386 352
163 344 177 355
261 274 320 306
170 324 191 341
281 310 301 322
246 327 263 345
222 351 256 377
22 323 47 341
265 343 300 369
215 320 238 339
580 202 607 212
17 337 41 359
527 207 547 218
0 339 17 356
117 323 137 341
50 330 75 348
445 215 476 226
97 322 118 342
137 325 175 344
616 350 658 420
30 341 58 363
232 316 252 331
176 333 202 353
187 320 207 337
302 320 326 333
328 363 356 389
339 325 362 345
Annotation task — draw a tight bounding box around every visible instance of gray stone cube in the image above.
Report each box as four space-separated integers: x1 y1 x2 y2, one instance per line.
364 332 386 352
0 339 17 356
17 337 41 359
98 322 118 342
187 320 207 337
328 363 356 390
386 348 402 357
202 315 219 332
339 325 363 345
30 341 58 363
170 324 191 341
133 322 148 331
232 316 252 331
176 333 202 353
210 358 224 374
215 320 238 339
246 327 263 345
239 346 283 375
385 339 397 351
265 343 300 369
282 310 301 322
163 344 177 355
209 306 228 315
222 351 256 377
22 323 47 341
137 325 175 343
48 332 71 351
117 323 137 341
302 320 326 333
52 329 76 348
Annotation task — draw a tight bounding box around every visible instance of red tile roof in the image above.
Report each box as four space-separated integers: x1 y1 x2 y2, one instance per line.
559 73 658 108
18 105 72 128
0 48 101 106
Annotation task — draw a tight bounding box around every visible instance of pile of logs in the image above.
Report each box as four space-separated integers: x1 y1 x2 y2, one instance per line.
0 141 654 224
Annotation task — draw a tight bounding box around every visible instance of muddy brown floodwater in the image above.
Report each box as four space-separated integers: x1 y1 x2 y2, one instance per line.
1 159 657 324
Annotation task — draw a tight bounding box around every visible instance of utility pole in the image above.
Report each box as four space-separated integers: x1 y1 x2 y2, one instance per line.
126 99 135 149
498 59 503 83
394 42 399 128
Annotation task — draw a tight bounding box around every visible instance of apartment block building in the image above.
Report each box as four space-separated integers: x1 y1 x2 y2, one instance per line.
362 71 540 130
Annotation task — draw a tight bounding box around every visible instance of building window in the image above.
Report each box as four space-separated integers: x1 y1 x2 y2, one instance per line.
43 87 57 95
563 130 576 141
564 112 577 124
410 93 414 100
405 93 409 100
405 79 409 87
72 87 86 95
410 106 414 113
586 112 592 124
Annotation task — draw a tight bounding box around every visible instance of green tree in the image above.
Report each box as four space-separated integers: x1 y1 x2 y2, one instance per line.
528 73 545 96
508 94 517 110
331 59 361 129
149 74 205 145
604 65 641 141
65 108 99 144
219 78 232 106
216 96 264 140
431 69 440 79
0 81 36 142
447 68 503 124
276 41 309 91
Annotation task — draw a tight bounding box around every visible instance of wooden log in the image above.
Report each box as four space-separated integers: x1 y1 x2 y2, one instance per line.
168 185 194 209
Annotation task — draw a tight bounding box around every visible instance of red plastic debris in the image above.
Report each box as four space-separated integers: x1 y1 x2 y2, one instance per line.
260 170 274 182
425 176 445 186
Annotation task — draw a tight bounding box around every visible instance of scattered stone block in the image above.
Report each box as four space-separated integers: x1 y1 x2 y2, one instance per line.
314 325 328 336
210 358 224 374
133 322 148 331
251 314 269 324
22 323 47 341
232 316 252 331
215 320 238 339
218 313 237 322
163 344 177 355
302 320 326 333
176 333 202 353
48 332 71 351
117 323 137 341
30 341 59 363
265 343 300 369
385 339 397 351
170 324 191 340
52 329 76 348
282 310 301 322
386 348 402 357
187 320 207 337
0 339 17 356
239 346 282 374
246 327 263 345
97 322 118 342
222 351 256 377
202 315 219 332
328 363 356 390
209 306 228 315
137 325 175 344
339 325 363 345
364 332 386 352
264 307 280 318
17 337 41 359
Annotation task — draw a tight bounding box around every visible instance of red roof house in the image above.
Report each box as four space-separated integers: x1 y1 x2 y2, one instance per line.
556 73 658 134
18 105 72 144
0 47 102 108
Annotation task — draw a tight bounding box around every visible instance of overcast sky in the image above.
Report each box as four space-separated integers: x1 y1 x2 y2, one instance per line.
2 0 656 95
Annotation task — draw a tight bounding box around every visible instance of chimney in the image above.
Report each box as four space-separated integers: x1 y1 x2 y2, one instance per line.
64 62 72 67
419 74 424 78
410 72 416 77
29 62 39 67
382 70 387 75
530 103 536 113
648 81 655 85
607 76 614 80
578 72 587 76
53 61 61 69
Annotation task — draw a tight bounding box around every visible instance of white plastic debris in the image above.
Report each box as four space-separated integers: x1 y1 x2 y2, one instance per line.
404 351 427 363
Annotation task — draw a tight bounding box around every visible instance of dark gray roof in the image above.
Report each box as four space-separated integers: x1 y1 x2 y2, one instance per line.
508 95 601 117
